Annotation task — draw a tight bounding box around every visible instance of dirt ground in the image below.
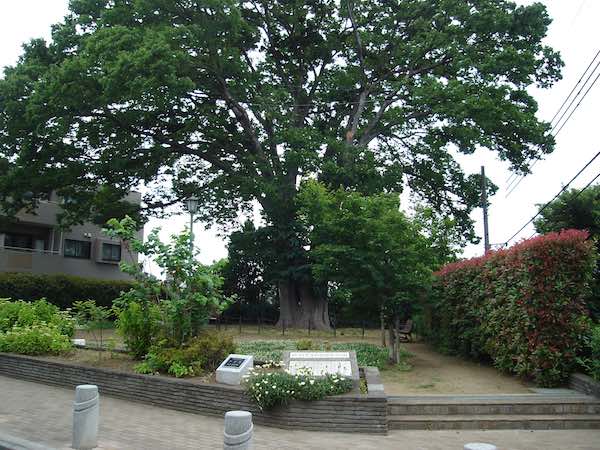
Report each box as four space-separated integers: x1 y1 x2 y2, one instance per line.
74 326 534 395
382 342 533 395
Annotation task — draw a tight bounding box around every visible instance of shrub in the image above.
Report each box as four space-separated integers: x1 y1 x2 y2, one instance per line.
106 216 231 348
244 371 353 410
581 325 600 381
0 324 72 355
0 273 132 309
134 332 235 377
114 300 162 358
429 230 595 386
296 339 314 350
0 298 74 337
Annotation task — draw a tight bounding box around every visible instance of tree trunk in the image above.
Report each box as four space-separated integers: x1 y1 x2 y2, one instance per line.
276 279 330 330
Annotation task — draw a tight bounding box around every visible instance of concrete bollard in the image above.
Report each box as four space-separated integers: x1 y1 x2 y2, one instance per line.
72 384 99 450
464 444 497 450
223 410 253 450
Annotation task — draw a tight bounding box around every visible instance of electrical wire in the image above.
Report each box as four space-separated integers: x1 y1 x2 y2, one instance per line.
503 149 600 245
526 169 600 240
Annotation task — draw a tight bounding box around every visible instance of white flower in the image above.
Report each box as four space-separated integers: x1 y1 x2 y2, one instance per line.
299 381 306 386
309 379 315 385
333 379 338 383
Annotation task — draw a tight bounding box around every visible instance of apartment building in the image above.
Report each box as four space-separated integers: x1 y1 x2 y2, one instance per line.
0 191 141 280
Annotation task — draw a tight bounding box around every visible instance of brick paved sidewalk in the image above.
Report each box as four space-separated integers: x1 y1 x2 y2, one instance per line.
0 375 599 449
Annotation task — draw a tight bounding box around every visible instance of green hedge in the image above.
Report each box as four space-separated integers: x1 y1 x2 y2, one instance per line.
428 229 595 386
0 273 133 309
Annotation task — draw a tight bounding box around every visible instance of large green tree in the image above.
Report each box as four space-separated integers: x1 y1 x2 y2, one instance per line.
0 0 561 328
298 181 433 344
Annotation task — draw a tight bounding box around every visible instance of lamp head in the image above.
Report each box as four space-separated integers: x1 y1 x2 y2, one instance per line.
185 197 199 214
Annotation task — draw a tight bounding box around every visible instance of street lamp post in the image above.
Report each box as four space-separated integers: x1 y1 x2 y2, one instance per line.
185 197 199 255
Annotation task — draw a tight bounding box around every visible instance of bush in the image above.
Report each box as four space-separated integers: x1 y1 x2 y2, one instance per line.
0 273 132 309
245 371 353 410
0 298 74 337
429 230 595 386
0 324 72 355
134 332 235 377
581 325 600 381
114 300 162 358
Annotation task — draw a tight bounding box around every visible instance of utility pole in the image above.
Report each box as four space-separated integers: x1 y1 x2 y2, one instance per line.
481 166 491 253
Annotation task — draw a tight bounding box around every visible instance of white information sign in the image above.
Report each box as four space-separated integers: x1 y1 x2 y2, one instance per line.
289 352 350 359
288 360 352 377
283 350 359 381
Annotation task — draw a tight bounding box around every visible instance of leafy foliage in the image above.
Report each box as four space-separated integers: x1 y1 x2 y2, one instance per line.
586 325 600 381
0 0 562 318
428 230 595 386
0 273 132 310
299 182 433 321
245 370 352 410
534 185 600 320
134 332 235 377
106 216 232 350
73 300 113 356
0 298 74 337
0 324 72 355
0 299 74 355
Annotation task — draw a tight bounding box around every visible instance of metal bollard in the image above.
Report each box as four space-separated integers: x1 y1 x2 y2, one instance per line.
464 444 497 450
72 384 99 450
224 410 253 449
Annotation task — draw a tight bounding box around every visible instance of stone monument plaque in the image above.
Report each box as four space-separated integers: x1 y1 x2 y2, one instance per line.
216 354 254 385
283 350 359 381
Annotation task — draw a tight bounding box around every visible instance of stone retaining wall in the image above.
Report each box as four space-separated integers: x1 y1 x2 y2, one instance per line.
0 353 387 434
570 373 600 398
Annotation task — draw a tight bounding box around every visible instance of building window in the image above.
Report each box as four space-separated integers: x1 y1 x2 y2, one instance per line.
101 243 121 262
64 239 91 259
4 233 34 249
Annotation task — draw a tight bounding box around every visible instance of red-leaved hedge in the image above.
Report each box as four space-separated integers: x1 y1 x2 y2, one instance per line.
428 229 595 386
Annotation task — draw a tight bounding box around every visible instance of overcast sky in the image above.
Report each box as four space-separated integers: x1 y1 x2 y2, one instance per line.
1 0 599 267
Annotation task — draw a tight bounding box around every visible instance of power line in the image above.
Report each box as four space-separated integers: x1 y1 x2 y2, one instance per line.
504 50 600 195
553 68 600 137
550 49 600 127
503 149 600 246
526 168 600 240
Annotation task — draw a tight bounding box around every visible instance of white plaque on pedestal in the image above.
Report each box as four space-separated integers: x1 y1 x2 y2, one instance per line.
216 354 254 385
283 351 359 381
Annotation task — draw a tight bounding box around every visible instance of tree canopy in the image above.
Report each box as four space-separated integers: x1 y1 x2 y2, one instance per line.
534 185 600 238
0 0 562 327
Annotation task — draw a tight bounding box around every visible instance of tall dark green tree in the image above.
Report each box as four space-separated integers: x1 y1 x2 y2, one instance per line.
534 185 600 237
0 0 561 328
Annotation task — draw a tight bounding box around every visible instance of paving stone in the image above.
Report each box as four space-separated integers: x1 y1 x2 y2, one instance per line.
1 375 600 449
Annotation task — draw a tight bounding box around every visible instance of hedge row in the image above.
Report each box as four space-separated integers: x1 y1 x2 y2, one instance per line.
427 229 595 386
0 272 133 309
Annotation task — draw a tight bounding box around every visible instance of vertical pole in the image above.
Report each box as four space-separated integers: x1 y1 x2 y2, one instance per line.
362 321 365 340
481 165 490 254
189 211 194 255
308 318 311 336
